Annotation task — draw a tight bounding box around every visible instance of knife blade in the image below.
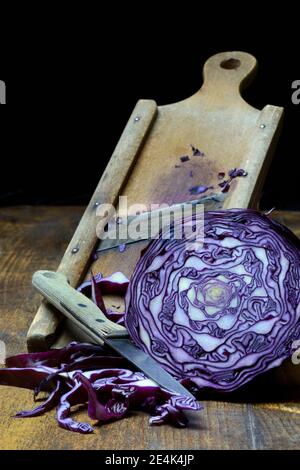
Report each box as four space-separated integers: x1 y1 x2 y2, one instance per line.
32 270 194 399
97 193 224 253
105 338 194 399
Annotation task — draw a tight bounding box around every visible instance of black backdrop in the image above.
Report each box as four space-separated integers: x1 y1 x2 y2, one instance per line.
1 16 299 210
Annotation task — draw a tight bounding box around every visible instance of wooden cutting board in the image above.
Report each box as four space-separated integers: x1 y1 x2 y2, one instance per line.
27 51 284 351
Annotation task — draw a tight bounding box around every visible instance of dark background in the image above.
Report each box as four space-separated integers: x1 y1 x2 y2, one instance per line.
0 15 299 210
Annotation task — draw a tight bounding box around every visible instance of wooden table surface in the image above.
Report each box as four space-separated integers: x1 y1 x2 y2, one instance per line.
0 206 299 450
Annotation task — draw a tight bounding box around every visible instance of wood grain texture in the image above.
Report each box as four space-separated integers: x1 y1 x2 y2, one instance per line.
0 206 299 450
27 51 284 351
27 100 157 351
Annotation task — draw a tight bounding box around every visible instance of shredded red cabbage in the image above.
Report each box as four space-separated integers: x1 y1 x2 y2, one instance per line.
0 342 201 433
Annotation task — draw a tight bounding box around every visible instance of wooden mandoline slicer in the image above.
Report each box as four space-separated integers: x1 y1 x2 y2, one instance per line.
27 51 284 352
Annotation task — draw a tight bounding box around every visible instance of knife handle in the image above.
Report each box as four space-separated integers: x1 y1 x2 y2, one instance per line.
32 270 129 345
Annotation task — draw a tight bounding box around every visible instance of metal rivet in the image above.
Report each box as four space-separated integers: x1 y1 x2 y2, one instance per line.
94 201 100 208
71 247 79 254
260 124 266 129
134 116 140 122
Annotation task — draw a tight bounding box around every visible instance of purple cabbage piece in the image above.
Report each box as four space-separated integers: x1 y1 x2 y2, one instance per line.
91 273 107 314
190 145 204 157
125 209 300 392
0 366 55 390
77 272 129 327
78 272 129 297
228 168 247 178
219 180 231 193
217 168 247 194
56 379 94 433
15 381 63 418
6 342 104 369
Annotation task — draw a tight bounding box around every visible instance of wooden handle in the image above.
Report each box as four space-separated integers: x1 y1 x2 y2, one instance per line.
201 51 257 99
32 270 128 345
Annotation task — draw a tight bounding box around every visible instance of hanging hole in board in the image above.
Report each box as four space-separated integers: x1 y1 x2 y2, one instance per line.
220 58 241 70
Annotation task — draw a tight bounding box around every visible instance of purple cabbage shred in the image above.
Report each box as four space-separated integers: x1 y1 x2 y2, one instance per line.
228 168 247 178
190 145 204 157
189 185 214 195
0 343 201 433
218 180 231 193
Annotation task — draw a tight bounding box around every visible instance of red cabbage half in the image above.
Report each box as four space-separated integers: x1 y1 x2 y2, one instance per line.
125 209 300 392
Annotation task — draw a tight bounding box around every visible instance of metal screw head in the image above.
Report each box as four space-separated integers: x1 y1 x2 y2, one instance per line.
94 201 100 207
260 124 266 129
134 116 140 122
71 247 79 254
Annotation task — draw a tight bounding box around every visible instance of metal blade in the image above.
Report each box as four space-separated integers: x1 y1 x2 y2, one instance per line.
97 237 148 252
97 193 225 253
105 338 194 399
